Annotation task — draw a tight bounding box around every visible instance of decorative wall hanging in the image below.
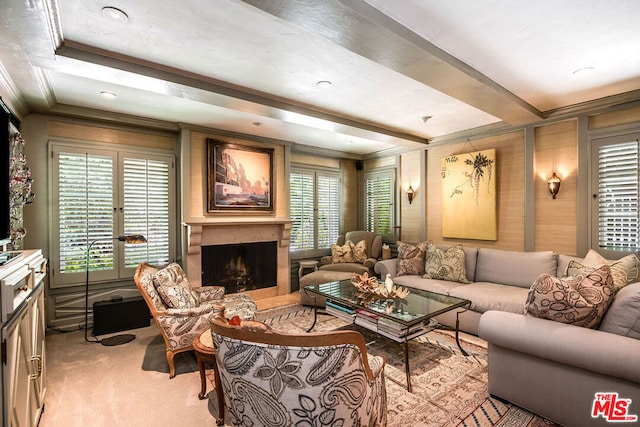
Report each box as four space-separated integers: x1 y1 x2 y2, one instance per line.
441 148 496 240
8 132 35 250
207 139 273 212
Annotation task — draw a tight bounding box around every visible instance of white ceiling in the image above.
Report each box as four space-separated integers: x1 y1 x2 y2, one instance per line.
1 0 639 156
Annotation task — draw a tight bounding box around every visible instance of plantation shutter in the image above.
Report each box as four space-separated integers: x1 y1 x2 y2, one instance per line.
123 157 171 267
365 170 394 237
290 171 315 251
52 144 175 287
58 151 115 275
594 137 640 252
317 173 340 249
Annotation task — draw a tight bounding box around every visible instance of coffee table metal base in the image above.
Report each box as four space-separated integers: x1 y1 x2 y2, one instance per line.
305 291 470 393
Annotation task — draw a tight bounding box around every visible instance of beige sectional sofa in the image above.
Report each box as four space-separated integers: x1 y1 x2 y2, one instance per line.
375 246 564 335
376 244 640 426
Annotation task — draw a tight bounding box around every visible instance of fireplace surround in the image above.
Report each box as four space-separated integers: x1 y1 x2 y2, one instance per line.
184 220 291 300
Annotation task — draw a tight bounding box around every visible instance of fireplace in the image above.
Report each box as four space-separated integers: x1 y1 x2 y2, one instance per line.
201 241 277 294
184 220 291 299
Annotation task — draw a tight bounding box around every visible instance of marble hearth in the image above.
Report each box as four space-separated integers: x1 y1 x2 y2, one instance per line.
183 220 291 300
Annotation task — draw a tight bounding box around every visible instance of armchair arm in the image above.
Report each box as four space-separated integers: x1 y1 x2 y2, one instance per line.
363 257 378 269
479 310 640 384
319 255 332 266
192 286 225 303
374 258 398 279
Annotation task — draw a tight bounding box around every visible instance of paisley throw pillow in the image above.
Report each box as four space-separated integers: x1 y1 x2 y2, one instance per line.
396 241 427 276
524 264 614 329
423 243 469 283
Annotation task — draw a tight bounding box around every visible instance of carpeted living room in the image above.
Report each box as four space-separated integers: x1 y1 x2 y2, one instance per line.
40 300 557 427
2 2 640 427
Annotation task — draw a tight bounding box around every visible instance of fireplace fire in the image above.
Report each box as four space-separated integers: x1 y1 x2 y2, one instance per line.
201 241 277 294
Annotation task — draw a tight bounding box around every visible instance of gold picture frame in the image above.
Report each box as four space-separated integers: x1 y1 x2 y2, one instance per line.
207 139 274 212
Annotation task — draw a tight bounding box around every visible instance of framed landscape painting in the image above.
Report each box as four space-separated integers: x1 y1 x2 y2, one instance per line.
207 139 274 212
441 148 497 240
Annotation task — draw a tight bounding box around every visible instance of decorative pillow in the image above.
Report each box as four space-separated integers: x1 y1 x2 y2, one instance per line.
423 243 469 284
349 239 368 264
566 260 628 292
524 264 614 329
156 284 198 309
152 263 198 309
331 241 355 263
396 241 427 276
153 262 192 289
582 249 639 288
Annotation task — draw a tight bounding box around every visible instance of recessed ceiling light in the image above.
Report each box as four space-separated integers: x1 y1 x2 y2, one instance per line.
101 6 128 22
572 67 595 78
100 91 117 99
316 80 332 88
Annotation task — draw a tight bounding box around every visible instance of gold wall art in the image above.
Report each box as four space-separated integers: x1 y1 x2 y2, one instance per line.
441 149 497 240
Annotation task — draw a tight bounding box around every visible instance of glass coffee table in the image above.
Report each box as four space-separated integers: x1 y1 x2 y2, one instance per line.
304 279 471 392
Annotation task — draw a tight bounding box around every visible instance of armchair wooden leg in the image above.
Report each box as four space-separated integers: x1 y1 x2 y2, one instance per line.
166 351 176 379
212 358 224 425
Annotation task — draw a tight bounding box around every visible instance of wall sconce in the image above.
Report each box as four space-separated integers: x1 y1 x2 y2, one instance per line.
547 172 561 199
407 185 415 204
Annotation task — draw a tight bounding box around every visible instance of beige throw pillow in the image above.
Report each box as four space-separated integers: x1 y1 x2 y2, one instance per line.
423 243 469 284
524 264 614 329
582 249 639 289
349 239 368 264
331 242 355 263
396 241 427 276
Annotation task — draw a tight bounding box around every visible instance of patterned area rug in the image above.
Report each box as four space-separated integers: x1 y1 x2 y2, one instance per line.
213 305 559 427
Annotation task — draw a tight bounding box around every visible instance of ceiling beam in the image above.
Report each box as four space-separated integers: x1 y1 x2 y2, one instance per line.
240 0 543 126
55 40 428 148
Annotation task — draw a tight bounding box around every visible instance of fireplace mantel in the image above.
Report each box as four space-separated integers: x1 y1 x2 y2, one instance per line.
183 219 291 300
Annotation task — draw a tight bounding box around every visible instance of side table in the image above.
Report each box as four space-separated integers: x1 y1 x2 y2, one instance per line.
298 259 318 279
193 329 224 426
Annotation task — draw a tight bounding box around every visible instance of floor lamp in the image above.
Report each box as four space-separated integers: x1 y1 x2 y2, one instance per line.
85 234 147 346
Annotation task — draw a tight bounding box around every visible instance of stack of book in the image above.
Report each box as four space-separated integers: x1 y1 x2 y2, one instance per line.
354 309 380 331
325 301 356 323
376 317 424 339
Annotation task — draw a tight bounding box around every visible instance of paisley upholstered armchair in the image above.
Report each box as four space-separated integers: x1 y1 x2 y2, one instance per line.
209 318 387 426
134 262 256 378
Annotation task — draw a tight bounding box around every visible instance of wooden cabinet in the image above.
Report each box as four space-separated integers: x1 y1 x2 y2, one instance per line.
0 250 47 427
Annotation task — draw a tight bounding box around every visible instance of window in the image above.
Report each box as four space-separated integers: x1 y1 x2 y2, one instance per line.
364 169 394 238
290 167 341 254
592 134 640 255
51 144 175 287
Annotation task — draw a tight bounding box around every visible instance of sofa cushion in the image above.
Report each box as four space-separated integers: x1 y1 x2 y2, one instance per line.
437 244 478 282
392 275 462 295
448 282 529 314
424 243 469 284
475 248 557 288
524 264 615 329
599 282 640 339
396 241 427 276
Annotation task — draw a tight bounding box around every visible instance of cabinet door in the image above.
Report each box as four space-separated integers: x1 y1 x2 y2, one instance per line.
29 284 45 426
2 303 32 427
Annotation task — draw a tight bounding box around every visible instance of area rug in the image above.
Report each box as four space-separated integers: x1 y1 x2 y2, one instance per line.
212 305 559 427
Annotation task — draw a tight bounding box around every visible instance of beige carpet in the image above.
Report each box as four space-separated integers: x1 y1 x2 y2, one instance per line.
247 305 560 427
